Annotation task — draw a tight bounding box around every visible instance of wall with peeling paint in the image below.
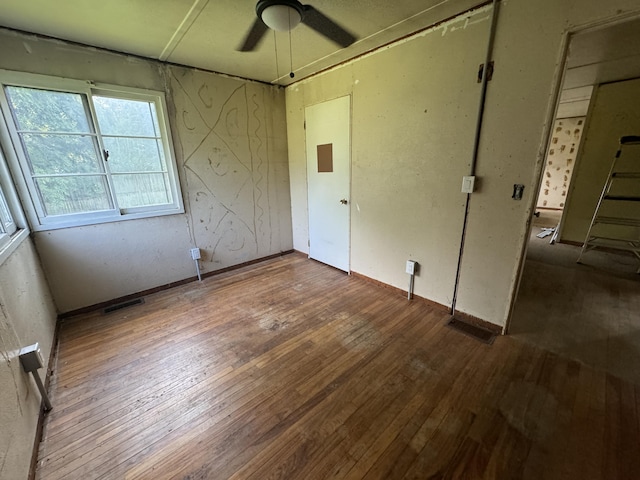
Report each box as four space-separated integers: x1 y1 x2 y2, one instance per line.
562 78 640 243
287 0 640 327
0 239 57 479
0 29 292 313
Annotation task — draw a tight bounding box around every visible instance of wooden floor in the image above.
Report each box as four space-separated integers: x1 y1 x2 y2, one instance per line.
37 253 640 479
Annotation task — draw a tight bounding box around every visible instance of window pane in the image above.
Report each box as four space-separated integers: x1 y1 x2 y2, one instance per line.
102 137 166 173
112 173 171 208
22 133 102 175
35 176 112 216
93 96 159 137
5 87 92 133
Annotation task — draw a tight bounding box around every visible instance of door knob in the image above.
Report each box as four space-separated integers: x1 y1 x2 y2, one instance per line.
340 199 348 205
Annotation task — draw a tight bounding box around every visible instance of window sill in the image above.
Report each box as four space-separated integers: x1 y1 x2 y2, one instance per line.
29 206 186 232
0 228 30 267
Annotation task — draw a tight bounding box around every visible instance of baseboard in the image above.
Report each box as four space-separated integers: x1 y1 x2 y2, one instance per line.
560 239 640 258
350 271 506 335
559 239 582 247
28 315 61 480
450 310 503 334
58 250 295 319
349 271 450 314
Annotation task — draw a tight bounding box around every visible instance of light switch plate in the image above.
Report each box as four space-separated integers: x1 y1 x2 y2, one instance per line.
512 184 525 200
461 176 476 194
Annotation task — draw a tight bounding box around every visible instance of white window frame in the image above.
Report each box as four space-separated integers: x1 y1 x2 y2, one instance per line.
0 70 184 231
0 189 17 239
0 142 29 265
0 165 18 250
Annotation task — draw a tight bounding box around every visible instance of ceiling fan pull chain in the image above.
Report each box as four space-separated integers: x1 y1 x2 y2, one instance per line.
273 29 280 83
288 11 294 78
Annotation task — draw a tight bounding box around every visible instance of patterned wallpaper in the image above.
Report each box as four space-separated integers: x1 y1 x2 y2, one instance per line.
537 116 585 210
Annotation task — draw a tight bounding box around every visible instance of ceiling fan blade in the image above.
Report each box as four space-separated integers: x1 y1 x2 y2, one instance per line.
301 5 357 48
238 18 269 51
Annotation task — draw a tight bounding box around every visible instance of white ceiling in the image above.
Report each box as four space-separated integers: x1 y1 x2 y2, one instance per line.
0 0 482 86
3 1 639 88
564 16 640 89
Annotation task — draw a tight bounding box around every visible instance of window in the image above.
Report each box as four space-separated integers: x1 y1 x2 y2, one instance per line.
0 144 25 257
0 179 17 250
0 71 183 230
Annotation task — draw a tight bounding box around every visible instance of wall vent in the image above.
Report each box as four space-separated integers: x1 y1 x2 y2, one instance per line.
446 317 496 345
103 298 145 314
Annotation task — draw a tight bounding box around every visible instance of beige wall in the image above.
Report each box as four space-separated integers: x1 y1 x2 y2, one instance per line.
443 0 640 325
0 238 57 480
0 29 292 313
562 78 640 243
287 0 640 326
288 8 490 309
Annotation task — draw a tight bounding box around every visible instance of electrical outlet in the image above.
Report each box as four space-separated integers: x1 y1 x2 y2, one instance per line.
406 260 416 275
190 248 201 260
19 343 43 372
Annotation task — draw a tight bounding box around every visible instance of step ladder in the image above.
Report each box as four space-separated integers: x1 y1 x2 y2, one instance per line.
576 135 640 273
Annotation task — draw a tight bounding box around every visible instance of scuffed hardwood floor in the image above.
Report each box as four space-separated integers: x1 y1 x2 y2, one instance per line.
37 253 640 479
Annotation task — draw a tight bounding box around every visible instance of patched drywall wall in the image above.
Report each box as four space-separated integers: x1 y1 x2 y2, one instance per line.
0 238 57 480
169 67 290 266
287 0 640 326
537 117 585 210
0 29 292 312
562 78 640 243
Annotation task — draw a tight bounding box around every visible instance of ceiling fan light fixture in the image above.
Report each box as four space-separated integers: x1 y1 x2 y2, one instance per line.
239 0 357 53
261 4 302 31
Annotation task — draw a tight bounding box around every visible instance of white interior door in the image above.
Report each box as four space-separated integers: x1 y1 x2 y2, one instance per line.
306 96 351 272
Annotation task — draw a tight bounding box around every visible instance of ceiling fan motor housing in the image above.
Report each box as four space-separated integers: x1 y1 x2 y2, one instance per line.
239 0 356 53
257 0 304 31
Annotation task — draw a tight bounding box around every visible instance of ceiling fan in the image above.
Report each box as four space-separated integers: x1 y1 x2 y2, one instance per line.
238 0 357 52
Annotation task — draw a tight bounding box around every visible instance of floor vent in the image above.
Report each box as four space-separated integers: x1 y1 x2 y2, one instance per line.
103 298 145 314
447 317 496 345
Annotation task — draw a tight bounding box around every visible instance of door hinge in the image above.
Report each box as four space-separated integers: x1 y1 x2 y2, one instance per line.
477 61 494 83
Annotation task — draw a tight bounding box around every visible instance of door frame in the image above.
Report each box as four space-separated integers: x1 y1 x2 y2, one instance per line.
304 94 353 273
504 11 640 334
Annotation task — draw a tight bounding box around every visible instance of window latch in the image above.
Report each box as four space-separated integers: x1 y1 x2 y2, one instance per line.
103 149 109 162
